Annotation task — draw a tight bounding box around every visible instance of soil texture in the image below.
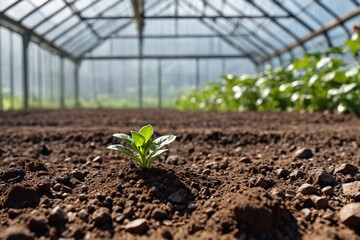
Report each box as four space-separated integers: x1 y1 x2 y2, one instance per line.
0 109 359 240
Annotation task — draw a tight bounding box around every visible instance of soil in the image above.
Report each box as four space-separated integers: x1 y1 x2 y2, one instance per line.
0 109 359 240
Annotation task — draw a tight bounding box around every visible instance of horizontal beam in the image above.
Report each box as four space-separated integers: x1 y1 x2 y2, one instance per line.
83 14 290 20
80 54 253 60
0 12 76 60
260 6 360 63
110 33 251 39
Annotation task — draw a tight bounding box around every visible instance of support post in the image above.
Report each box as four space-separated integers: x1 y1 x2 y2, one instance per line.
158 59 162 108
22 32 30 109
0 27 2 111
60 55 65 108
138 37 143 108
196 58 200 89
10 32 14 109
74 61 80 107
38 46 42 108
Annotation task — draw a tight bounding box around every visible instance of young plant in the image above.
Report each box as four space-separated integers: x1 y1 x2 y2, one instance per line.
108 124 176 168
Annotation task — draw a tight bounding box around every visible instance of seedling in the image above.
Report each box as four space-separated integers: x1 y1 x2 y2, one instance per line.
108 124 176 168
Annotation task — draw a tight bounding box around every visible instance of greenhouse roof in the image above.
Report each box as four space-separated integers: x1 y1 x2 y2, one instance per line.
0 0 360 65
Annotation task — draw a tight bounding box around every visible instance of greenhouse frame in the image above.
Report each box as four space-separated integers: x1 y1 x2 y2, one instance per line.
0 0 360 109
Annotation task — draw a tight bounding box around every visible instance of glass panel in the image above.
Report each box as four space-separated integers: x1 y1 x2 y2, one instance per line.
0 0 18 11
4 1 35 21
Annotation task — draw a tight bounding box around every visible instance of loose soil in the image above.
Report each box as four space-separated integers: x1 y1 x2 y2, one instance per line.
0 109 359 240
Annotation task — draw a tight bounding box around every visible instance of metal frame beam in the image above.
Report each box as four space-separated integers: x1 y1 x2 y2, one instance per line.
83 14 291 20
111 33 251 39
0 12 76 60
0 27 2 110
22 33 30 109
80 54 254 60
77 0 171 58
260 6 360 63
181 0 258 65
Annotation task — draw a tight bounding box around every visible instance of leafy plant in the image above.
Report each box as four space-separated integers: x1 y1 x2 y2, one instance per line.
108 124 176 168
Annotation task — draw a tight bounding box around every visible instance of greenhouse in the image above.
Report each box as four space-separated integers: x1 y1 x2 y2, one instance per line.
0 0 360 239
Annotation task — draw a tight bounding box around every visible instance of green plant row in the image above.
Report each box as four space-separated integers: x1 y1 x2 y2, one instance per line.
177 33 360 116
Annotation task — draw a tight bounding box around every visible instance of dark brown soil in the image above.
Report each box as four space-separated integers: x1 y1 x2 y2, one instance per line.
0 109 359 240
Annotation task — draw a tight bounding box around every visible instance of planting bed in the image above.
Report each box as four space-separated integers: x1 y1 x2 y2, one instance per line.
0 109 359 240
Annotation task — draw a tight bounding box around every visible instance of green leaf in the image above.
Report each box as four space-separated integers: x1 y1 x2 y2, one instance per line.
131 131 146 147
139 124 153 142
154 135 176 149
150 148 168 159
107 144 136 158
113 133 134 145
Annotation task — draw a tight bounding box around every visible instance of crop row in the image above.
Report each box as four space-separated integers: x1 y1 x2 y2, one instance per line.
177 34 360 116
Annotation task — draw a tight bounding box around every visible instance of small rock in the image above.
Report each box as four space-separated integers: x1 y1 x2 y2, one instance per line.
168 189 187 204
67 212 77 223
92 156 102 163
254 177 270 189
239 157 252 164
310 195 328 209
78 209 89 221
0 168 26 181
298 183 317 195
275 168 290 179
293 148 313 159
270 189 286 199
39 145 51 155
53 183 62 192
166 155 179 165
48 206 67 225
92 207 112 226
334 163 358 176
151 208 168 220
322 186 334 196
188 203 198 210
289 170 306 180
309 168 337 188
342 181 360 199
125 218 148 234
339 203 360 229
72 170 87 181
4 225 33 240
301 208 311 221
28 216 48 235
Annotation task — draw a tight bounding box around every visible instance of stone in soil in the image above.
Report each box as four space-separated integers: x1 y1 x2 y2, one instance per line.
310 195 328 209
0 168 26 181
298 183 318 195
48 206 67 225
125 218 148 234
28 216 48 236
334 163 358 176
4 225 34 240
339 203 360 229
342 181 360 200
293 148 313 159
322 186 334 196
92 207 112 227
309 168 337 188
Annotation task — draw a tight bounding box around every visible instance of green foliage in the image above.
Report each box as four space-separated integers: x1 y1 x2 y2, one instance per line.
108 124 177 168
177 34 360 116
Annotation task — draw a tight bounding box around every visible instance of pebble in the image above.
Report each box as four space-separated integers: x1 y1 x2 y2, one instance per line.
254 177 270 189
188 203 198 210
322 186 334 196
301 208 311 221
275 168 290 179
293 148 313 159
48 206 67 225
309 168 337 188
125 218 148 234
152 208 168 220
4 225 33 240
168 189 187 204
310 195 328 209
339 203 360 229
92 207 112 226
334 163 358 176
270 189 286 199
342 181 360 200
78 209 89 221
92 156 102 163
28 216 48 234
289 170 306 180
166 155 179 165
240 157 252 164
298 183 317 195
